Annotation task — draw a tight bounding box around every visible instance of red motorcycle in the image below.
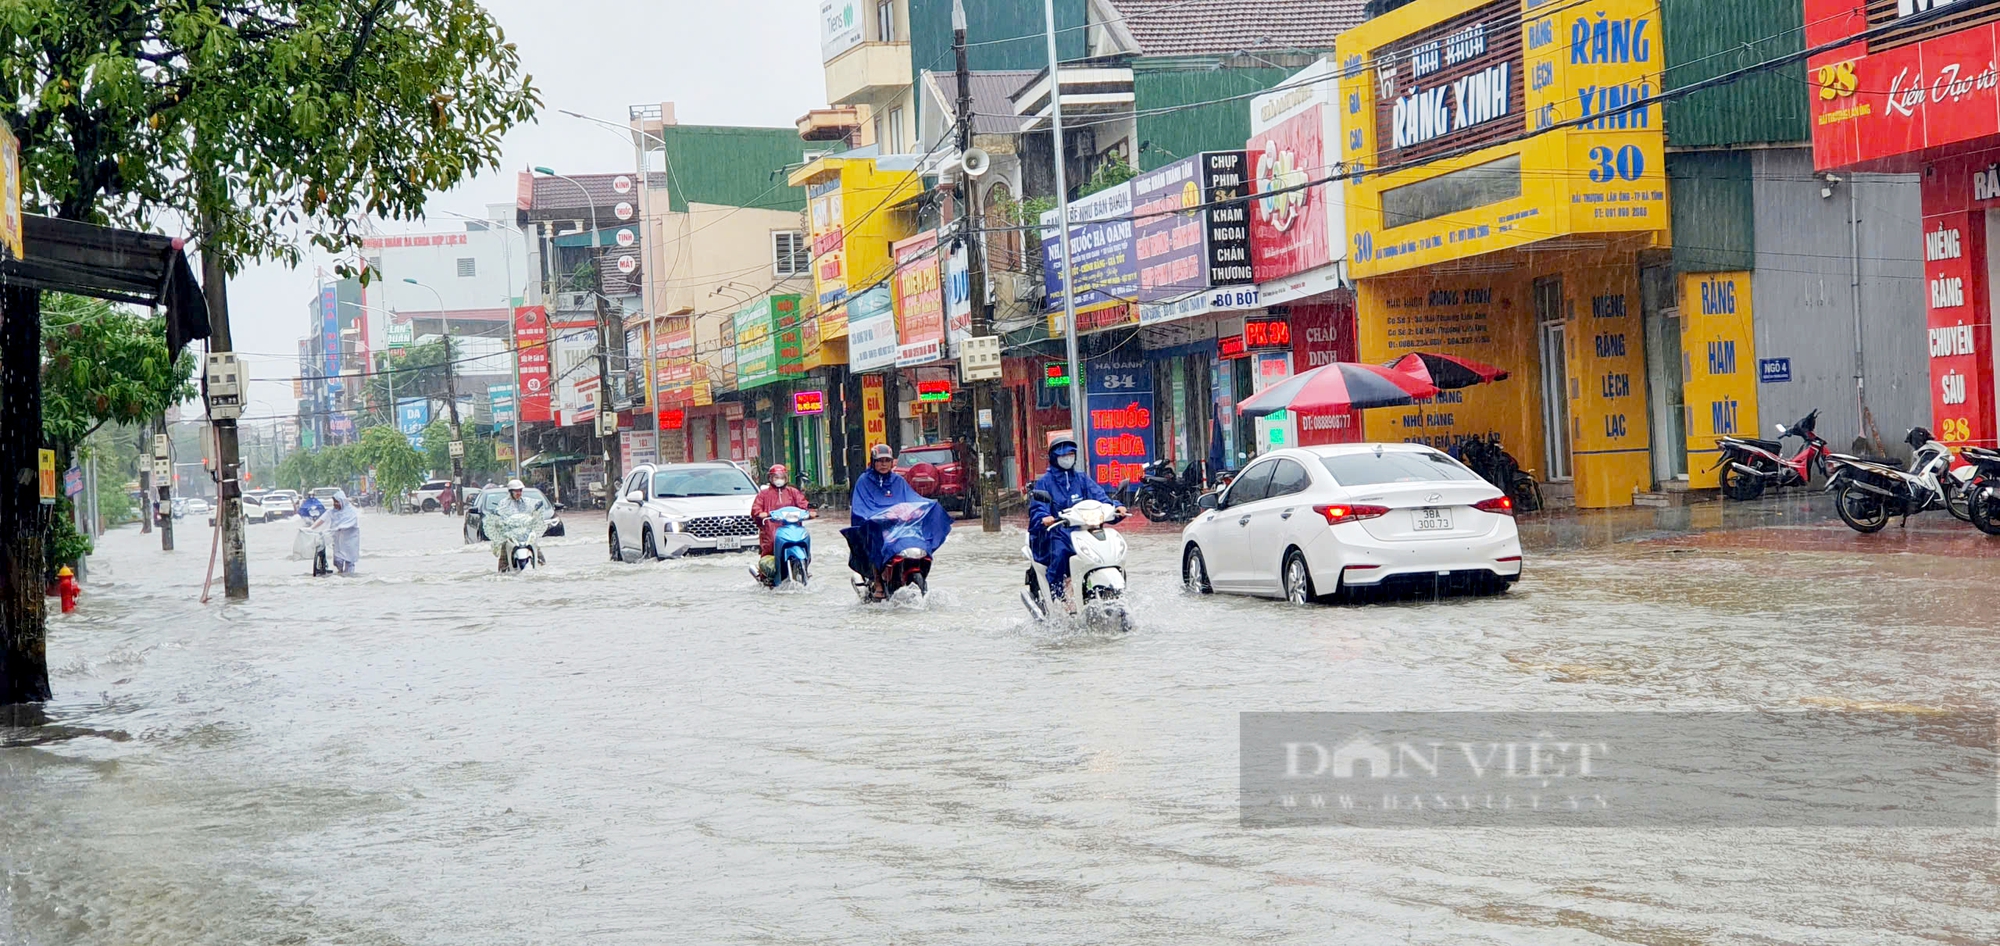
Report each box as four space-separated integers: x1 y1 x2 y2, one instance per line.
1712 409 1831 501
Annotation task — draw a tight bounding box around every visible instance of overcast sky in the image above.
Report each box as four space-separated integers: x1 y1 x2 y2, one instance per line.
229 0 827 420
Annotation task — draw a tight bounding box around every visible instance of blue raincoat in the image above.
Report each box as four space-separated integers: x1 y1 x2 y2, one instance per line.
846 467 951 572
1029 440 1111 594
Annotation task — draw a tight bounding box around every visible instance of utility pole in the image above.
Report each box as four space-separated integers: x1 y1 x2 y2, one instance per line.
202 231 250 599
405 278 466 500
138 424 153 535
1043 0 1087 444
156 416 174 551
956 0 1001 533
533 168 619 493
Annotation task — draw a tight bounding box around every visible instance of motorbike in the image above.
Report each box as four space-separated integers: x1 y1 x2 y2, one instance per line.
1453 434 1543 512
1711 408 1831 500
1957 445 2000 535
488 508 551 572
843 500 950 602
753 505 814 588
1134 459 1203 523
1020 496 1131 633
1822 427 1974 533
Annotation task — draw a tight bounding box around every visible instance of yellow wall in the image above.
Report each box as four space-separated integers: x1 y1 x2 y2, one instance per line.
790 155 924 368
1336 0 1668 279
1679 271 1759 486
1354 269 1544 469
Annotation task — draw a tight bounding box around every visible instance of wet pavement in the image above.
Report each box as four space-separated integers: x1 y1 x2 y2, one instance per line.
4 501 1999 944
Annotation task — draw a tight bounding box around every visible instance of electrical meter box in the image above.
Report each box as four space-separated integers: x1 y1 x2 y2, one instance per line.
153 434 170 459
204 352 244 420
959 335 1002 381
448 440 465 459
597 410 618 436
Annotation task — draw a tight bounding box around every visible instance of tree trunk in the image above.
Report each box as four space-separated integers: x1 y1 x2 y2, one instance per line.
1 285 51 705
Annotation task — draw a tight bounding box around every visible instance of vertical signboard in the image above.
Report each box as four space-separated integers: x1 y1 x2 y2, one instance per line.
819 0 864 62
1249 105 1334 283
397 398 430 447
1131 155 1211 302
893 232 945 366
773 295 806 379
514 305 552 423
734 298 779 389
1203 151 1254 286
1566 269 1652 507
861 374 889 450
0 119 21 260
809 177 848 323
489 384 517 432
848 284 899 372
944 241 972 355
1679 272 1760 483
1085 358 1154 486
1921 211 1994 446
319 285 341 378
1291 304 1363 445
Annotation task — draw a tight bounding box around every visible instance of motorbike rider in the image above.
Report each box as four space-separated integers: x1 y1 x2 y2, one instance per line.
751 464 813 584
849 444 925 596
1029 440 1125 601
490 478 549 572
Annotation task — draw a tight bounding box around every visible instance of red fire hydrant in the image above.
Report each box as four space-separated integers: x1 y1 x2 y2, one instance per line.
56 566 79 614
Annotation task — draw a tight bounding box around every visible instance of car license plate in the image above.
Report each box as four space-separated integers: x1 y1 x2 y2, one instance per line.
717 536 744 550
1413 507 1452 531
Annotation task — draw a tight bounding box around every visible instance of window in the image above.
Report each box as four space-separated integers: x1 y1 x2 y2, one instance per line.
876 0 895 41
456 257 477 278
1222 461 1276 507
1319 450 1482 486
1266 459 1313 499
1380 154 1522 229
773 231 808 277
888 107 906 154
898 446 954 467
653 467 757 498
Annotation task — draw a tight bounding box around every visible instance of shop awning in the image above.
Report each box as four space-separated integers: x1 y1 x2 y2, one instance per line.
2 214 210 353
522 452 587 469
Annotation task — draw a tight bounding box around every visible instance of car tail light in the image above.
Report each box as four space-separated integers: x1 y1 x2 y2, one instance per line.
1315 503 1390 525
1473 496 1514 515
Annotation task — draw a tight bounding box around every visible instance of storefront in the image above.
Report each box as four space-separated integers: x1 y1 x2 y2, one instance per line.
1335 0 1669 507
1809 0 2000 448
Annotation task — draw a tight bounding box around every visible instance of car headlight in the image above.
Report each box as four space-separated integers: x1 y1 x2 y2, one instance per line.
664 519 683 533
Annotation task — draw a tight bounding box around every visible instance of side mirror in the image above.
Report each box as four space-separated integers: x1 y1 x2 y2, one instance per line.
1030 489 1053 504
1775 424 1787 435
1197 492 1220 510
553 503 566 512
625 490 646 504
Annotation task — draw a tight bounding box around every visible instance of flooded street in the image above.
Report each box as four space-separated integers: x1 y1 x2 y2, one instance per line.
5 508 1999 944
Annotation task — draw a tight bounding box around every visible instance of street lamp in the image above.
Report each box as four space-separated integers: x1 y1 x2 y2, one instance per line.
403 277 467 499
532 165 621 490
436 208 529 479
559 109 671 442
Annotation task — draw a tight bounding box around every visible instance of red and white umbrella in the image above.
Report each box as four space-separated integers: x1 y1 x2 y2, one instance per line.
1238 362 1438 418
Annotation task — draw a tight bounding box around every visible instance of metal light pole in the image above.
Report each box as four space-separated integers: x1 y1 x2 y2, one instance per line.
533 166 621 491
560 109 670 440
403 278 466 500
1043 0 1086 444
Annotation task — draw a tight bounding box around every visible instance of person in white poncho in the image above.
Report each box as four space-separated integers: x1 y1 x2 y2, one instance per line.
311 489 362 574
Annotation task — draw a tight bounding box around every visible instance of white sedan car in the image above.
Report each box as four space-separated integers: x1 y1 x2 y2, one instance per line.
608 462 761 559
1181 443 1522 603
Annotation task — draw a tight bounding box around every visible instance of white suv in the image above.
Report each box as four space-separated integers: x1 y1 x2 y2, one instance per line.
607 462 760 559
406 480 454 513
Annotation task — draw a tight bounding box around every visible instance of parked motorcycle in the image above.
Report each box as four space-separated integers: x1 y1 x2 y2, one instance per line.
1958 445 2000 535
844 500 950 602
1454 434 1543 512
1823 427 1973 533
1020 495 1131 633
1134 459 1203 523
753 505 814 588
1712 408 1831 500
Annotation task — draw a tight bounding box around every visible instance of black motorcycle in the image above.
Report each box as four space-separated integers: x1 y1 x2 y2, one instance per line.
1453 433 1543 513
1134 459 1204 523
1959 444 2000 536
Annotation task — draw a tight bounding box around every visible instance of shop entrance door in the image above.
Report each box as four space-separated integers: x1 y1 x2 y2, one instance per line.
1535 278 1573 481
1644 306 1689 483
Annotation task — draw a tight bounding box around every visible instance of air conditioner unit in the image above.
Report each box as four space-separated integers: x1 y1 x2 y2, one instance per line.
557 292 594 312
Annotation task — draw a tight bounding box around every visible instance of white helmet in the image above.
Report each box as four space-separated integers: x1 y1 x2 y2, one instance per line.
506 479 525 491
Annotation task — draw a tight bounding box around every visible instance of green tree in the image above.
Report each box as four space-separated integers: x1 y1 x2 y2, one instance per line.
41 295 198 464
1079 156 1137 197
359 337 457 427
358 424 424 498
1 1 538 703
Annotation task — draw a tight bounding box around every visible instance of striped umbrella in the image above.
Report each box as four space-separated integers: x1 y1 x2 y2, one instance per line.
1388 352 1510 390
1238 362 1438 418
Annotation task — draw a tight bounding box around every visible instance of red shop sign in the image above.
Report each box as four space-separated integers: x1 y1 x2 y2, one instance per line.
792 390 826 415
